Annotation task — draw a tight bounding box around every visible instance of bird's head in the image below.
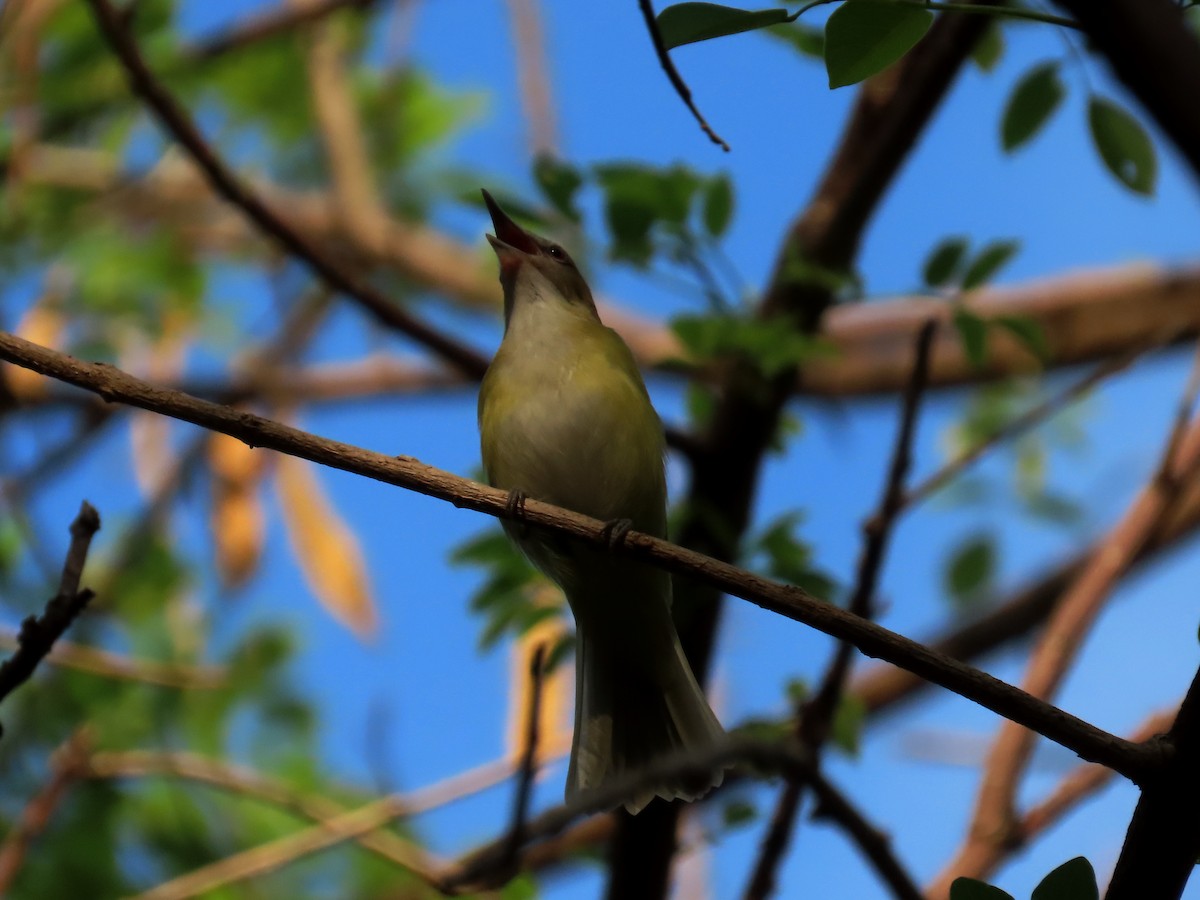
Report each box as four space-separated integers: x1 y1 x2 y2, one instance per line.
482 189 597 327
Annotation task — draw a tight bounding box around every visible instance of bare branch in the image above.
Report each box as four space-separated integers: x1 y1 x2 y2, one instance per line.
504 0 558 156
636 0 729 152
929 346 1200 897
187 0 378 63
0 727 92 891
0 331 1160 783
81 0 489 377
0 501 101 729
84 749 446 884
744 321 936 899
0 632 227 689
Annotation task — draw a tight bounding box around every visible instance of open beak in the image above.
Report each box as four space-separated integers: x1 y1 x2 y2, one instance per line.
482 189 540 263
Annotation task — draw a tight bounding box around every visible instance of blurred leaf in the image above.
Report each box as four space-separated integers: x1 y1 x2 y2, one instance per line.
961 240 1019 291
1015 440 1046 497
952 307 989 368
746 513 838 599
703 173 735 237
831 694 865 756
276 455 377 640
971 24 1003 72
722 798 758 828
785 677 809 705
657 3 790 49
922 236 969 288
995 314 1048 361
452 529 542 649
7 300 64 400
362 69 486 181
1024 491 1083 526
1087 96 1157 196
945 534 995 608
950 879 1014 900
595 163 703 265
673 313 837 378
533 155 584 222
1001 62 1064 152
501 874 539 900
1032 857 1098 900
209 431 267 590
824 0 933 89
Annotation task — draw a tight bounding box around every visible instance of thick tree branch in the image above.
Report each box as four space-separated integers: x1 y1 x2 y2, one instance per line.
18 141 1200 394
1106 671 1200 899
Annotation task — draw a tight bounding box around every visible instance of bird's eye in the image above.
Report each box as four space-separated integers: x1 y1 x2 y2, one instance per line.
546 245 569 263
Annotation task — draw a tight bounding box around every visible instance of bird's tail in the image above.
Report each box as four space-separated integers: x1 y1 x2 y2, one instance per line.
566 608 725 815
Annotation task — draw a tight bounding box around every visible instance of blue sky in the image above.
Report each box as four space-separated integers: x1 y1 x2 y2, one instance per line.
21 1 1200 897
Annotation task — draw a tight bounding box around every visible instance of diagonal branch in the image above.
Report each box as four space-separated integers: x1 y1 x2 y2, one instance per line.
928 344 1200 898
81 0 489 378
636 0 729 151
0 501 101 730
0 330 1161 783
743 322 936 899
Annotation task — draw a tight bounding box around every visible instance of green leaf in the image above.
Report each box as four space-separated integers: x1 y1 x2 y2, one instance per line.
945 534 995 607
1001 62 1064 152
922 236 969 288
657 3 790 50
721 799 758 828
961 240 1020 290
1088 97 1157 196
595 163 703 265
673 313 837 378
950 878 1015 900
533 155 584 222
703 174 735 237
748 513 838 599
1032 857 1098 900
995 314 1048 361
824 0 934 89
970 24 1004 72
831 694 866 756
952 307 989 368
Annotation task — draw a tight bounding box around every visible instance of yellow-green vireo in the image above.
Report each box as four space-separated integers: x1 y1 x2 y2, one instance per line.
478 190 725 814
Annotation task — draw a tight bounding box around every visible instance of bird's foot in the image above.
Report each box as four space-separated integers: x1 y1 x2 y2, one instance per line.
505 489 530 537
600 517 634 550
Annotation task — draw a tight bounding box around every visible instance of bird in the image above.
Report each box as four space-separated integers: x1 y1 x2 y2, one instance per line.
477 189 725 814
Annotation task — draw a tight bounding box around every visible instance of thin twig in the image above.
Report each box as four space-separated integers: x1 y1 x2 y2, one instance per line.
0 727 92 891
637 0 730 152
84 749 447 884
0 632 227 689
0 501 101 730
744 321 936 900
81 0 489 378
187 0 377 63
0 330 1161 781
504 0 558 156
499 645 546 878
901 335 1159 510
807 770 923 900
